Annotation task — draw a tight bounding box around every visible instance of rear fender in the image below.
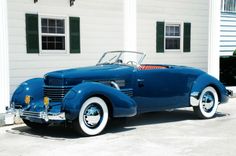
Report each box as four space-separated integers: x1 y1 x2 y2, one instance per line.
63 82 137 120
190 74 228 106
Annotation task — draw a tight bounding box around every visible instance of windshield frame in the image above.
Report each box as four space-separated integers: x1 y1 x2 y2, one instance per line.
97 51 146 66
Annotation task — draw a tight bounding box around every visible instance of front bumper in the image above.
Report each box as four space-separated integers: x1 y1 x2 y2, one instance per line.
8 108 66 122
20 110 66 122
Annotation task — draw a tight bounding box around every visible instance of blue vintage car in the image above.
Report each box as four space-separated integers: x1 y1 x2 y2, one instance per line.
10 51 231 136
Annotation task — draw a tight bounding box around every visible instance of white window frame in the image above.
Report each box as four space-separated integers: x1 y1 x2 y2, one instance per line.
164 22 183 52
38 14 69 55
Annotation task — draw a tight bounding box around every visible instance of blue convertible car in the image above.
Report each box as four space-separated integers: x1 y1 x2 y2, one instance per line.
10 51 231 136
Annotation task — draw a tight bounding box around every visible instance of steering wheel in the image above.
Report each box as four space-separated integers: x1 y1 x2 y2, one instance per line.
127 61 137 66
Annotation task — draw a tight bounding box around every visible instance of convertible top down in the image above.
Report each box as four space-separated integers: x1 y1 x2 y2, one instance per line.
10 51 231 136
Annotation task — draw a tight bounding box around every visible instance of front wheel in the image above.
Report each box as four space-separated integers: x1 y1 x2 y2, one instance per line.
73 97 109 136
193 86 219 119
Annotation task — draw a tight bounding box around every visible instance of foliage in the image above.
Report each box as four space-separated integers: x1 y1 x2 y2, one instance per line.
234 49 236 55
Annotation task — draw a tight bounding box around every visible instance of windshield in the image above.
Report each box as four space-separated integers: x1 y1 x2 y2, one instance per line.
97 51 145 66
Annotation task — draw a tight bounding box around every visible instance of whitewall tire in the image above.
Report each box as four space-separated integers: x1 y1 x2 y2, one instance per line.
193 86 219 119
73 97 109 136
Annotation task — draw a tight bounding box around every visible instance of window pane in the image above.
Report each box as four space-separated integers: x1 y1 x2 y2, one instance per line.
48 42 55 50
42 36 47 42
57 27 64 34
56 37 63 42
48 36 54 42
49 27 56 33
57 20 64 27
49 19 56 27
175 27 180 36
166 26 170 36
165 38 180 49
42 27 48 33
56 20 65 34
170 26 175 36
42 43 47 49
41 19 48 27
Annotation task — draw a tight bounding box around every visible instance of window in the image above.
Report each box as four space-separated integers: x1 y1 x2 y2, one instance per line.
156 21 191 53
222 0 236 12
25 13 81 54
165 24 181 50
39 16 67 54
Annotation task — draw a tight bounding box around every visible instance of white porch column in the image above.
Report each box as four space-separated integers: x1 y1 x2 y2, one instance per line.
124 0 137 51
0 0 10 113
208 0 221 79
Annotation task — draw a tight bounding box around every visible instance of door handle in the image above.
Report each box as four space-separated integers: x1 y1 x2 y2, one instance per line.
137 79 144 87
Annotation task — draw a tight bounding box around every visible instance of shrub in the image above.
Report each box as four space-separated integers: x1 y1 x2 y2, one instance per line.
234 49 236 55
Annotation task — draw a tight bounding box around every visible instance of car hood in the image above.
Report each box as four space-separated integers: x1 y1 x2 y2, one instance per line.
44 64 134 86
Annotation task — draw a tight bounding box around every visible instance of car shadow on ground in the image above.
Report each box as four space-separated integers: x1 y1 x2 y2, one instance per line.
9 109 229 139
105 109 228 134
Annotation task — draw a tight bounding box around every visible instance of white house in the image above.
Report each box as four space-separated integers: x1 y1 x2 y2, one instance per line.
220 0 236 92
0 0 221 124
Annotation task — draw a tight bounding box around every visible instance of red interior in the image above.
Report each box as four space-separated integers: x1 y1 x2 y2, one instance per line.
138 65 168 70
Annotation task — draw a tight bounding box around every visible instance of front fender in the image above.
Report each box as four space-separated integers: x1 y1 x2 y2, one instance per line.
63 82 137 120
190 74 228 106
11 78 44 106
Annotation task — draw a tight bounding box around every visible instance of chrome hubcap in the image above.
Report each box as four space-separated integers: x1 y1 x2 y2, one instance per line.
83 103 103 128
202 92 215 112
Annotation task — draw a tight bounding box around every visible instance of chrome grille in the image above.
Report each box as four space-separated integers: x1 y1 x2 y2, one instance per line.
44 86 71 102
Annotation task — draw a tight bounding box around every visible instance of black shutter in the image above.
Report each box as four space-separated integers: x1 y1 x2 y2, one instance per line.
70 17 81 53
156 22 165 53
184 23 191 52
26 14 39 53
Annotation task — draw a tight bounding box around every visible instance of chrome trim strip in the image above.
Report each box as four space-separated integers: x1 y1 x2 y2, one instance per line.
44 85 74 89
110 81 120 90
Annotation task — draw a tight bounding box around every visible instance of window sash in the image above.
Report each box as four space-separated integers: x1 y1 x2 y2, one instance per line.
42 36 65 50
41 18 65 34
166 25 180 37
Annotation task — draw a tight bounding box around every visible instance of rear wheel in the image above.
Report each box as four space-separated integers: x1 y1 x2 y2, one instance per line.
73 97 109 136
193 86 219 119
23 119 48 130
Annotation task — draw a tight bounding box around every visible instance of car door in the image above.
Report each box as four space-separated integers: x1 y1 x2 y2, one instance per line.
133 67 192 113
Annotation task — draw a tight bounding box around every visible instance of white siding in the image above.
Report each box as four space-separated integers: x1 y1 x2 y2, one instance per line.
137 0 209 70
220 12 236 55
8 0 123 94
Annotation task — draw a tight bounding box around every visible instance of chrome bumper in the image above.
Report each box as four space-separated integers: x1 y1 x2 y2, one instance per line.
9 109 66 122
21 111 65 122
